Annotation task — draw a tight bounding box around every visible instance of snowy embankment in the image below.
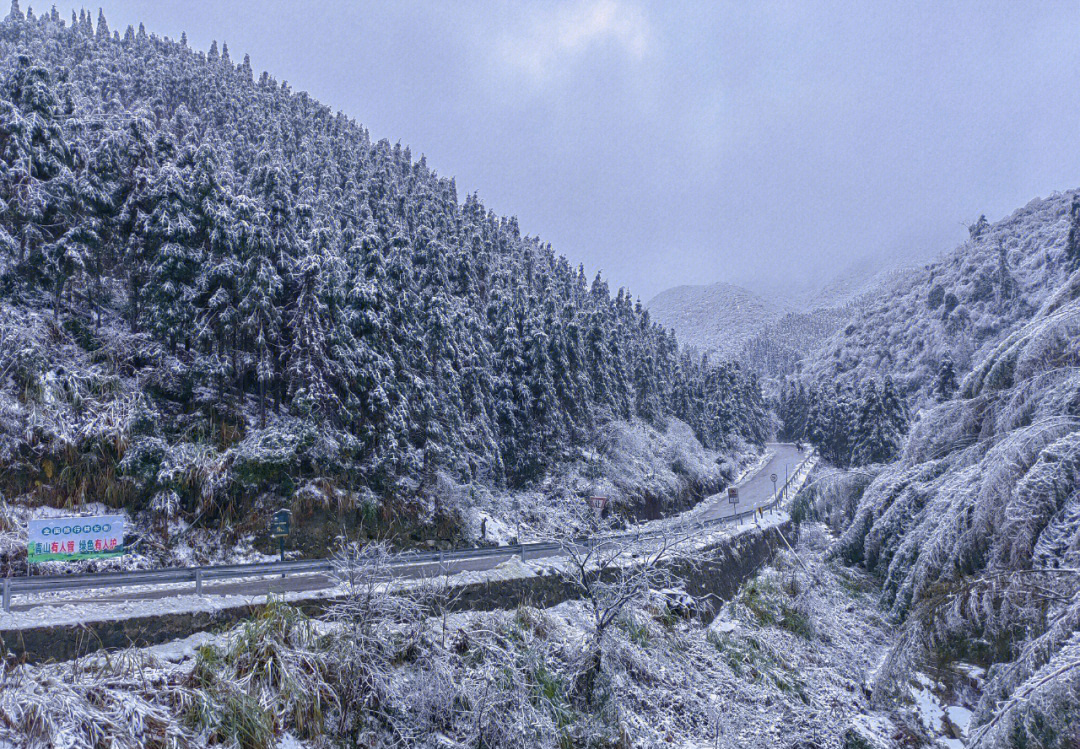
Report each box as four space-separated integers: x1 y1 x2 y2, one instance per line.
0 518 894 749
464 417 767 545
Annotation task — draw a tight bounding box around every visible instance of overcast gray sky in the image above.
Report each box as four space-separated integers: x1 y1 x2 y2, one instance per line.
54 1 1080 301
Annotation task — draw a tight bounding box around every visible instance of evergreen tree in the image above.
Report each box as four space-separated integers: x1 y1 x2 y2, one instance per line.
235 197 282 428
807 384 857 467
935 354 958 402
0 56 72 277
880 376 908 437
285 244 343 420
968 214 989 240
852 380 901 466
143 164 202 347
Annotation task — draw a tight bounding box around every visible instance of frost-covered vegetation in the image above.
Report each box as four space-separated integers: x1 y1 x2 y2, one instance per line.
803 196 1078 408
0 6 770 568
737 305 850 380
777 376 909 468
794 200 1080 746
0 524 913 749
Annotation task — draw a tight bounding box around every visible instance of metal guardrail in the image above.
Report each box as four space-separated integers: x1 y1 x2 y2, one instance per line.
2 451 813 613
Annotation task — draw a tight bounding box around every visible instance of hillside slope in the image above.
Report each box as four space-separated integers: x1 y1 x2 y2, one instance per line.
649 262 905 380
799 195 1080 747
802 195 1076 408
0 9 768 569
737 306 851 380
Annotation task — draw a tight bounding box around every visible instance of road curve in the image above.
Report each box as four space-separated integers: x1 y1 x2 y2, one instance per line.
696 442 806 523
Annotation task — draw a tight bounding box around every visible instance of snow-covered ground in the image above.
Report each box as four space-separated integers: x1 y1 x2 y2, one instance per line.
462 417 767 546
0 519 908 749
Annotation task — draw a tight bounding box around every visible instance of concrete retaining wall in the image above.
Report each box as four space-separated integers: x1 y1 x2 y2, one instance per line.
1 521 798 664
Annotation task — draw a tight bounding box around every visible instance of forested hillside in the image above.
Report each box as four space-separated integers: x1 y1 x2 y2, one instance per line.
737 306 849 380
0 6 768 566
794 198 1080 746
649 270 902 383
802 196 1077 408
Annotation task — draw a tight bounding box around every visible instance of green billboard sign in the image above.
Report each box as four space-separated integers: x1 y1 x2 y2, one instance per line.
27 515 126 563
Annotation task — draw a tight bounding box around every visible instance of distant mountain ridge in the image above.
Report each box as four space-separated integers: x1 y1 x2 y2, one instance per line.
646 282 786 360
647 259 903 376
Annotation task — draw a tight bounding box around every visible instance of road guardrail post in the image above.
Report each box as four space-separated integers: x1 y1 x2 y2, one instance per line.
520 544 526 563
2 577 9 612
195 568 203 595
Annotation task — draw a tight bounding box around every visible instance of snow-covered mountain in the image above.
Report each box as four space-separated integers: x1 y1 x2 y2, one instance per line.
646 282 787 360
648 260 907 378
802 195 1076 408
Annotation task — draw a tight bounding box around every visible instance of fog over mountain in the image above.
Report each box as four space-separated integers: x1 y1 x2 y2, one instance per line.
646 281 785 360
647 258 907 380
38 1 1080 300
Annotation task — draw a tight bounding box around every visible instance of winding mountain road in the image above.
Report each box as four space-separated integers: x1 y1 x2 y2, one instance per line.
4 444 808 613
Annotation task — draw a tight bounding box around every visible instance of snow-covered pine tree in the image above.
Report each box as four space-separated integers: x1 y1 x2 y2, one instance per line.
879 375 907 437
969 213 990 240
851 379 902 466
935 353 958 402
143 164 202 347
285 237 343 420
235 197 282 428
0 56 72 279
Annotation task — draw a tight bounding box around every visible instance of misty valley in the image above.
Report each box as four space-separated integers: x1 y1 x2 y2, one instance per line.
0 4 1078 748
